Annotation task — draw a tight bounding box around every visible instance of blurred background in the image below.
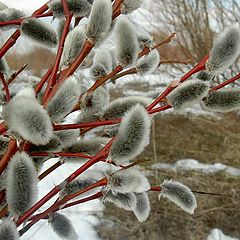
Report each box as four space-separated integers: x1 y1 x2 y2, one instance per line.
1 0 240 239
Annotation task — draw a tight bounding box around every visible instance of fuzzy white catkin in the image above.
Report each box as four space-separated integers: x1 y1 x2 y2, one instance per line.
115 18 140 67
54 129 80 148
102 190 137 211
60 26 87 69
20 18 58 48
107 168 150 194
136 49 160 75
64 137 109 162
6 152 38 216
0 135 9 155
90 50 112 78
109 104 151 164
121 0 144 14
167 79 210 111
0 8 25 31
103 96 152 120
137 32 153 50
86 0 112 44
48 0 92 19
30 135 63 153
196 71 214 82
47 76 80 122
81 86 110 114
49 213 78 240
201 88 240 113
133 192 150 222
206 24 240 75
159 180 197 214
0 220 19 240
0 57 9 74
2 89 53 145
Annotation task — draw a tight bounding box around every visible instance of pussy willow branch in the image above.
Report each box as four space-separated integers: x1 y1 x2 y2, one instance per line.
0 3 49 59
15 139 113 226
43 0 73 101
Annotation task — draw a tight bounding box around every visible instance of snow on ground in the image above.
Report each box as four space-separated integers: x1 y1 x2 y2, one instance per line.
207 229 239 240
152 159 240 177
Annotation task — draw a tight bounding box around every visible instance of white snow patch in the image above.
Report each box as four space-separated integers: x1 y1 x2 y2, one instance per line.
152 159 240 177
207 229 239 240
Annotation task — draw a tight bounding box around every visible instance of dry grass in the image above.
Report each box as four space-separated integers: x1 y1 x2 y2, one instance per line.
97 113 240 240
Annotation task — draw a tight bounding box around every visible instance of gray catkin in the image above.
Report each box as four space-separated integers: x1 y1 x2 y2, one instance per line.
48 0 92 19
136 49 160 75
159 180 197 214
0 57 9 74
20 18 58 48
103 96 152 120
81 86 110 114
0 8 25 31
2 89 53 145
109 105 151 164
133 192 150 222
102 190 137 211
201 88 240 112
107 168 150 194
115 18 140 67
86 0 112 44
60 26 87 69
0 135 9 155
47 76 80 122
49 213 78 240
121 0 144 14
29 135 63 153
206 24 240 75
90 50 112 78
196 71 214 82
137 32 153 50
0 220 19 240
6 152 38 216
167 79 210 111
54 129 80 148
64 137 108 162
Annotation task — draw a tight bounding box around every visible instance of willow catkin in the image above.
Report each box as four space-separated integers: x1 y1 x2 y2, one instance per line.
29 134 63 153
90 50 112 78
109 105 151 164
2 88 53 145
81 86 110 114
201 88 240 113
60 26 87 69
48 0 91 19
0 135 9 155
115 18 140 67
196 71 214 82
136 49 160 75
86 0 112 44
0 220 19 240
54 129 80 148
47 76 80 122
133 192 150 222
0 57 9 74
206 24 240 75
137 32 153 50
103 96 152 120
159 180 197 214
102 190 137 211
63 137 109 162
0 8 25 31
167 79 210 111
121 0 144 14
49 213 78 240
107 168 150 194
6 152 38 216
20 18 58 48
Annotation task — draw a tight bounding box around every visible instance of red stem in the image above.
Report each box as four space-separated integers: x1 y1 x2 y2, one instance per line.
30 152 92 159
0 73 10 101
35 67 53 94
